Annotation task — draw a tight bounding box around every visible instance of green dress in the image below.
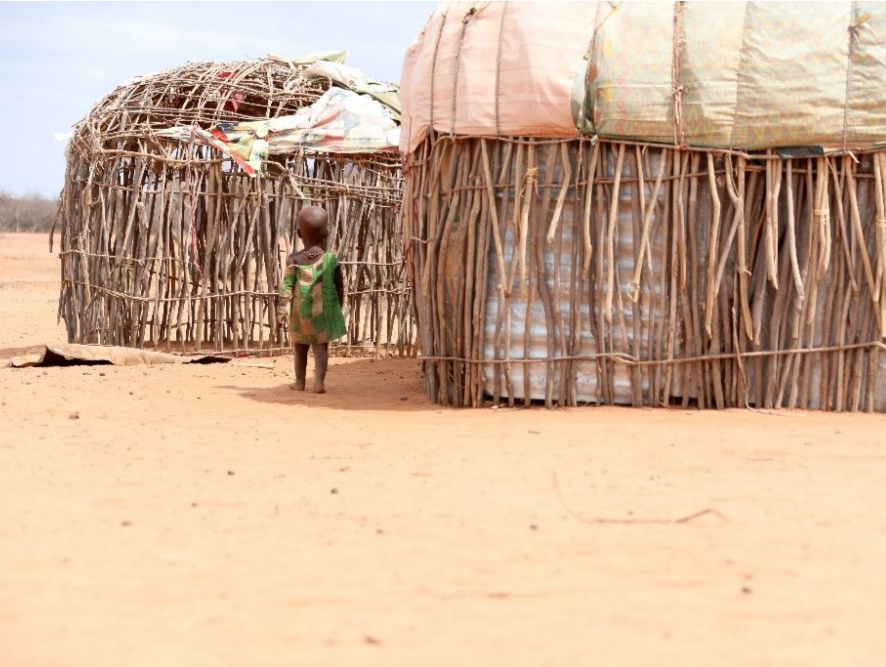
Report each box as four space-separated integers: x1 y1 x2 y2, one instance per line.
279 252 347 345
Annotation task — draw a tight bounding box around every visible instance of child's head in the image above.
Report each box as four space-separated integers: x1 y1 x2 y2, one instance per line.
296 206 329 246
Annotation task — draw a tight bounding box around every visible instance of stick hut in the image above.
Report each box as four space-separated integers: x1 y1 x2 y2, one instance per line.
55 57 413 356
400 1 886 411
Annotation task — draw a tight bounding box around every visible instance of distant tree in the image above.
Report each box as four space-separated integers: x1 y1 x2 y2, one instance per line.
0 191 58 232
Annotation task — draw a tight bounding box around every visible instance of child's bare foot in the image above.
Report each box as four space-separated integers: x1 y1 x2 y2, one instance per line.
291 381 306 391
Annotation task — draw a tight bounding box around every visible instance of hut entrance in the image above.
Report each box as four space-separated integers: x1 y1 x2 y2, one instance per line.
55 55 414 357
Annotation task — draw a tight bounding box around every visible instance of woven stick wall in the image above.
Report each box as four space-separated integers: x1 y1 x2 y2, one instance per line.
54 59 413 356
403 134 886 411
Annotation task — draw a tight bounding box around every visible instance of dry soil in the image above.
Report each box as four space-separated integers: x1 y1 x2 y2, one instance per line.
1 232 885 667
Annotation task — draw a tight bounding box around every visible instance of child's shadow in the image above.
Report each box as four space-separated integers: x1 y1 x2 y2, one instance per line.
217 357 437 413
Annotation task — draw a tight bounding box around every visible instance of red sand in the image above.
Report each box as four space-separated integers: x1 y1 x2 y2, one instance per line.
1 232 885 666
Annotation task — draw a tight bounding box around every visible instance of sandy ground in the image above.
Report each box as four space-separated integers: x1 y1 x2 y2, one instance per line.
1 231 885 667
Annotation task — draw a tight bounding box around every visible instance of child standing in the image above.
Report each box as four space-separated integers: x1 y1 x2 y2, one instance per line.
277 206 346 393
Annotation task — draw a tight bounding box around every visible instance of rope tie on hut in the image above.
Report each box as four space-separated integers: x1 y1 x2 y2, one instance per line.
841 6 880 156
494 2 507 138
671 1 687 149
450 6 478 137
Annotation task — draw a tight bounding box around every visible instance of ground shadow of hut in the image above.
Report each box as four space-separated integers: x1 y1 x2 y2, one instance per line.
400 2 886 411
55 53 414 358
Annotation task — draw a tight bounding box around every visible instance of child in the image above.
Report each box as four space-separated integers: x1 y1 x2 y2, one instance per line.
277 206 346 393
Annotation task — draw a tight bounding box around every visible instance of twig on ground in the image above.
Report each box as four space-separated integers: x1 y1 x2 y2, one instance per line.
552 472 730 525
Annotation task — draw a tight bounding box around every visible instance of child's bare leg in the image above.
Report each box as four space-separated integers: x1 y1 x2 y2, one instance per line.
292 343 309 390
313 343 328 394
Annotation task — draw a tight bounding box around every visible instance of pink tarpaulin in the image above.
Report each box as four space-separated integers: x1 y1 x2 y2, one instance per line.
400 1 597 155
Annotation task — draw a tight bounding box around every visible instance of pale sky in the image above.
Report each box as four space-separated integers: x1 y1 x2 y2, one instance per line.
0 1 436 198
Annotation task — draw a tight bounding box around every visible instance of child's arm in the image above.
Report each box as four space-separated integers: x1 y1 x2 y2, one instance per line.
334 262 344 307
277 255 297 324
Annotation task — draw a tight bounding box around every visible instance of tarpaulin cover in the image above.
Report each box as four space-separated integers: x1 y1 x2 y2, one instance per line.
157 87 401 174
400 1 597 153
9 344 230 368
304 61 401 120
400 1 886 154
